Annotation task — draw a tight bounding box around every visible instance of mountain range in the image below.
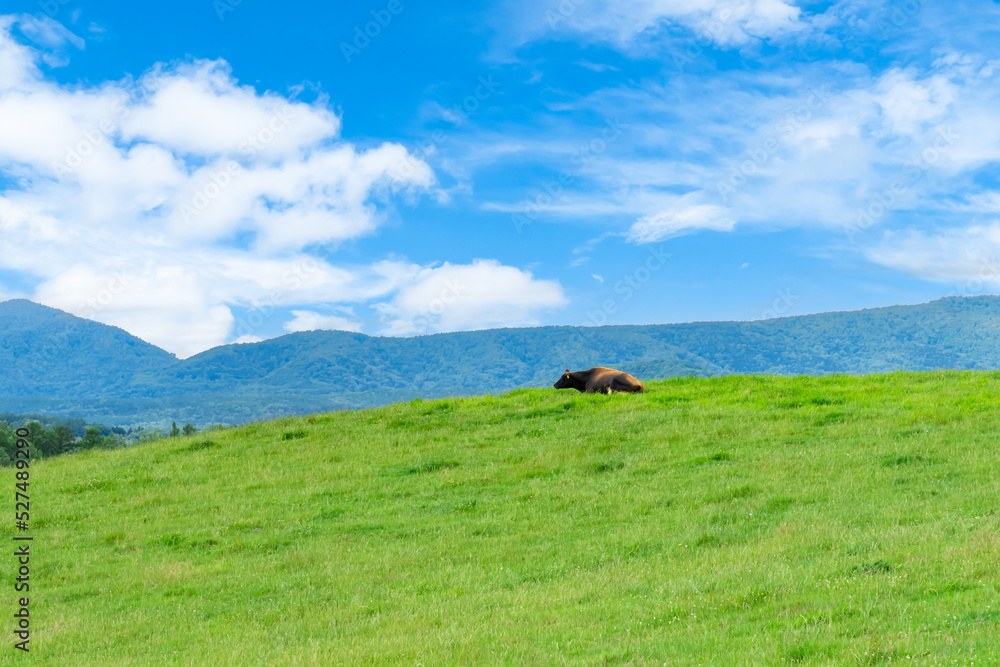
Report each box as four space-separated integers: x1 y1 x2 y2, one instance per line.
3 296 1000 427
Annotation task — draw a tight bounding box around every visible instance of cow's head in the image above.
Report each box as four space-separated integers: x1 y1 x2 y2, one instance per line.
553 369 573 389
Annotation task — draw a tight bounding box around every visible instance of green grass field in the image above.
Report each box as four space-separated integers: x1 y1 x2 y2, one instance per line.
10 372 1000 665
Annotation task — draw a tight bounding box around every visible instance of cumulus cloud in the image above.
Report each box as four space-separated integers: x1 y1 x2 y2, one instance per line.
26 250 369 354
32 261 237 356
374 259 567 335
0 17 566 357
119 61 339 158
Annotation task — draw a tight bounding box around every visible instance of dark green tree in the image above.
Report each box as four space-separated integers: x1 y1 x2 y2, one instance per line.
26 421 52 459
182 423 196 436
0 425 13 465
170 421 180 437
50 425 77 456
79 427 105 450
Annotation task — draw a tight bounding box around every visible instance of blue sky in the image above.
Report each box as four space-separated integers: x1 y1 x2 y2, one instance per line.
1 0 999 357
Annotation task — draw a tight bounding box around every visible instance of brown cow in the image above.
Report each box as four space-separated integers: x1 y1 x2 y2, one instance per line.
553 367 644 394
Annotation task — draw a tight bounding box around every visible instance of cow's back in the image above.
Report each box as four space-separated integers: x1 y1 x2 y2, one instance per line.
585 367 643 393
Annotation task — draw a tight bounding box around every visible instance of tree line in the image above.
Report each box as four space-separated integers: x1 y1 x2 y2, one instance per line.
0 416 201 465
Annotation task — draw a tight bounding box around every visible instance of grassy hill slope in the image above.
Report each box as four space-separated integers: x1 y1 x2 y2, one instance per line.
18 371 1000 664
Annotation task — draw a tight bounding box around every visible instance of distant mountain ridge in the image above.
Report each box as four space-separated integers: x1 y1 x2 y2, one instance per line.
3 296 1000 426
0 299 177 397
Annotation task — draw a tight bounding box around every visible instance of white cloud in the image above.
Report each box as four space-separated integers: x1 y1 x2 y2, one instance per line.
10 14 84 68
32 262 236 356
530 0 804 50
628 202 735 243
284 310 363 333
0 18 567 356
461 0 1000 296
0 17 473 357
476 49 1000 248
120 60 339 158
865 225 1000 288
374 259 567 335
873 69 957 137
0 17 38 89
